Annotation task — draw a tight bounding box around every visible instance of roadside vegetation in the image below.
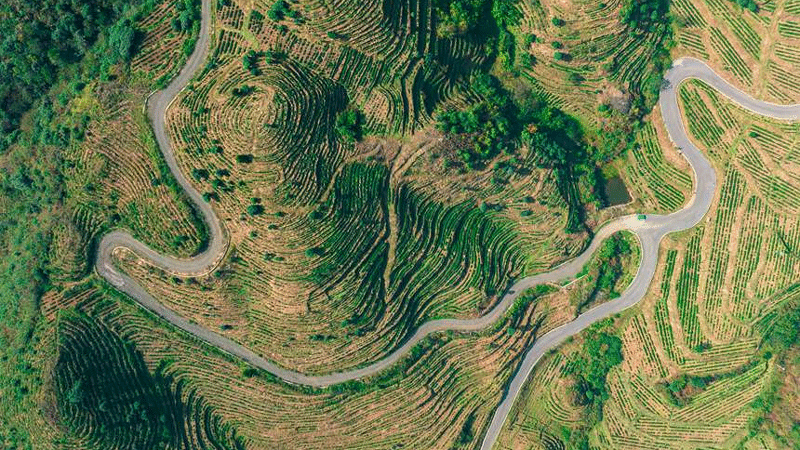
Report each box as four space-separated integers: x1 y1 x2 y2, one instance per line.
0 0 212 447
572 232 639 314
54 310 244 448
6 0 800 446
496 50 800 449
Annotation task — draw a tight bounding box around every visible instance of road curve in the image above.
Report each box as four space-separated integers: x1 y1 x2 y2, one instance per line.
478 59 800 449
93 0 800 445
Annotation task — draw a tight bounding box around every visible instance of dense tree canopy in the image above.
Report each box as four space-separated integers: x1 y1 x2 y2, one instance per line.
617 0 674 115
435 0 491 37
335 108 364 143
436 73 516 163
0 0 200 148
567 326 623 418
0 0 134 138
620 0 669 33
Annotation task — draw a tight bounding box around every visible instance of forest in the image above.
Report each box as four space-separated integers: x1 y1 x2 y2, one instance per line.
0 0 199 148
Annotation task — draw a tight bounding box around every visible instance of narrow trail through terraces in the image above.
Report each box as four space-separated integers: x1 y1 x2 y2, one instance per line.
93 0 800 447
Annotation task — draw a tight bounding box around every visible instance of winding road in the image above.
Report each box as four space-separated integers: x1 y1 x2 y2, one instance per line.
95 0 800 447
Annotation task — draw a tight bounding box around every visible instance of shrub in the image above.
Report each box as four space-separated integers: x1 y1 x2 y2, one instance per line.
728 0 757 12
518 53 534 68
568 72 584 84
247 204 264 216
242 50 261 75
305 246 325 257
191 168 210 181
232 85 254 96
523 33 536 46
241 367 259 377
268 0 290 20
767 305 800 350
235 154 254 163
335 108 364 142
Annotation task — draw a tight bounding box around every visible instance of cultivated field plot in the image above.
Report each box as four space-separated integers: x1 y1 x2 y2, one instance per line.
671 0 800 103
131 0 201 84
38 225 637 449
494 78 800 449
621 115 693 215
41 275 564 448
510 0 669 122
53 0 206 283
105 0 595 375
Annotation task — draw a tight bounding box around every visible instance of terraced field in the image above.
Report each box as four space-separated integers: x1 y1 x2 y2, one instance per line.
42 222 639 449
494 72 800 450
622 118 693 214
671 0 800 103
513 0 671 120
54 310 245 449
105 0 586 374
45 0 208 296
7 0 800 447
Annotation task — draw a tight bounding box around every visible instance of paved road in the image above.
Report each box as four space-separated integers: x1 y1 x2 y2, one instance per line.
93 0 800 445
478 59 800 449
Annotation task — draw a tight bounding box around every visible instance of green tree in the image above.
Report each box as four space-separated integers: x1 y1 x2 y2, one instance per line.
107 19 136 65
567 328 623 419
66 380 84 405
247 204 264 216
335 108 364 142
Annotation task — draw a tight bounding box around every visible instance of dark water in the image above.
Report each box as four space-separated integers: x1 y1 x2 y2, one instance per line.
603 175 632 206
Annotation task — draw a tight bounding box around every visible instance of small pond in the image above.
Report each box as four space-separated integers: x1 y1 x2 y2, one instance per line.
603 175 632 207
